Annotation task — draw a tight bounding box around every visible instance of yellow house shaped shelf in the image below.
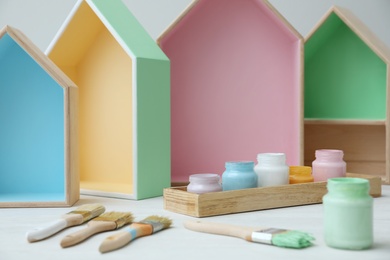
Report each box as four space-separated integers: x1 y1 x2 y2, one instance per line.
0 26 78 207
304 6 390 184
46 0 170 199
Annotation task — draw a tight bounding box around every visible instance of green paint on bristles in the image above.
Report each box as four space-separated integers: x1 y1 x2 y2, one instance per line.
272 231 315 249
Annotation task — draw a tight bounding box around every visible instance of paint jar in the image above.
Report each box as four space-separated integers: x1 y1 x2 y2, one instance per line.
187 173 222 194
254 153 289 187
289 166 313 184
222 161 257 191
312 149 346 182
323 178 373 250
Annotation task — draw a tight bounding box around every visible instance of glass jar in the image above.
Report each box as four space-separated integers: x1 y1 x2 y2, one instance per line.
289 166 313 184
323 178 373 250
312 149 346 182
187 173 222 194
222 161 257 191
254 153 289 187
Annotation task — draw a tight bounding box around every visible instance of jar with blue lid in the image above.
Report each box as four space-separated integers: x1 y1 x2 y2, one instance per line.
222 161 258 191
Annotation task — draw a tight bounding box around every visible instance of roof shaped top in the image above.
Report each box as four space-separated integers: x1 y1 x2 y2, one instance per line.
0 25 76 89
47 0 168 61
158 0 302 45
305 6 390 64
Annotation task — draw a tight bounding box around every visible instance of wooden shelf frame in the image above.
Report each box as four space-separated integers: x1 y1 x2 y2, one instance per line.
304 6 390 184
46 0 170 199
0 26 79 207
304 119 386 126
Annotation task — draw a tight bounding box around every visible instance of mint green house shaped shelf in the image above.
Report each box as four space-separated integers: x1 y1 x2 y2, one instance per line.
304 6 390 183
46 0 171 199
0 26 79 207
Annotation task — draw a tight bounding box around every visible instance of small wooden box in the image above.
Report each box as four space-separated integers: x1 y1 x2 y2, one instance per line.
304 6 390 184
163 173 381 217
0 26 78 207
46 0 170 199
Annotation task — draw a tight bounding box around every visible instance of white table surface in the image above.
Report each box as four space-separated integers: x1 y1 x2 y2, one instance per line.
1 186 389 260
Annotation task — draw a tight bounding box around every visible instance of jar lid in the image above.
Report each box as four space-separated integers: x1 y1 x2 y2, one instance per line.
257 153 286 163
327 177 369 192
289 166 312 175
189 173 220 183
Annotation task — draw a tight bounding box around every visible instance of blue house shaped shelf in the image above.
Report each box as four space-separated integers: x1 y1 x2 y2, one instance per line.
0 26 78 207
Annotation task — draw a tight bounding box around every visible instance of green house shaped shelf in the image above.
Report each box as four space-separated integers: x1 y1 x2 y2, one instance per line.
46 0 170 199
0 26 78 207
304 6 390 183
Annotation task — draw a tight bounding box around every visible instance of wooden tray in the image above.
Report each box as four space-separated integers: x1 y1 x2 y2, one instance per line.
163 173 382 217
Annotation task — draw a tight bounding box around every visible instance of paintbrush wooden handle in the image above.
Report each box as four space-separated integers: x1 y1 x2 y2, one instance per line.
61 221 116 248
99 231 132 253
26 219 68 242
99 223 154 253
184 220 258 241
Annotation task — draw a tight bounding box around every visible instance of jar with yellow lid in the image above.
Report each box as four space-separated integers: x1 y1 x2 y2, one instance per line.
289 166 314 184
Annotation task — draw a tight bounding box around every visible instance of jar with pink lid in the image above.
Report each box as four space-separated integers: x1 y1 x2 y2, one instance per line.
312 149 346 182
187 173 222 194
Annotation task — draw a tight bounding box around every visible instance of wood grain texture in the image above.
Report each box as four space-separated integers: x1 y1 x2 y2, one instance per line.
304 124 387 183
164 173 381 217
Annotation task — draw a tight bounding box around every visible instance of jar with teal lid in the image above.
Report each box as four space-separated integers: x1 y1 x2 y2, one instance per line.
323 178 373 250
222 161 257 191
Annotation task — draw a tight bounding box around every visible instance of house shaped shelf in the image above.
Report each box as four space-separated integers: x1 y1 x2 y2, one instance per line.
304 6 390 183
0 26 78 207
46 0 170 199
158 0 303 183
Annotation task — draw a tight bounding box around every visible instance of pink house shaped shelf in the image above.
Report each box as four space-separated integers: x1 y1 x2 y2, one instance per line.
158 0 303 183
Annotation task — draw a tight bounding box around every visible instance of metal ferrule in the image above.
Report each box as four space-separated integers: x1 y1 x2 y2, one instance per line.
251 228 287 245
141 220 165 233
67 211 90 220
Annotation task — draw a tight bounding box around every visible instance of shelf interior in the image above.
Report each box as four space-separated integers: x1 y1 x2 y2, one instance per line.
0 33 66 199
304 12 387 120
48 1 134 194
159 0 302 182
304 124 386 180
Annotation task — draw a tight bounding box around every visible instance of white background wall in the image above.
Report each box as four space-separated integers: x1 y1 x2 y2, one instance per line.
0 0 389 52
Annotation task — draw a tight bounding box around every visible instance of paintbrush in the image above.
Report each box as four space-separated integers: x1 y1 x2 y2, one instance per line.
60 211 133 248
26 203 105 242
184 220 314 249
99 215 172 253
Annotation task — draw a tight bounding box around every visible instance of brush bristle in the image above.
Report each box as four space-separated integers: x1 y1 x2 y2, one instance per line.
93 212 134 228
143 215 172 229
68 203 106 222
272 230 315 249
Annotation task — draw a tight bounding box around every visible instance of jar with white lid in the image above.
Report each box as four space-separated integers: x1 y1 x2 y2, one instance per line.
187 173 222 194
254 153 289 187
